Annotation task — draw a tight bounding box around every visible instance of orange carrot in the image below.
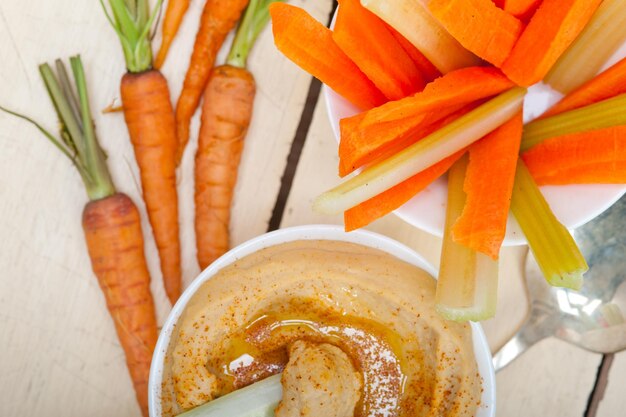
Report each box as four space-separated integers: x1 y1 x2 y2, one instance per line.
339 102 477 176
3 57 158 417
522 126 626 185
429 0 524 67
344 150 465 231
270 2 386 110
385 23 441 83
451 111 523 259
339 66 515 176
154 0 191 69
104 0 182 304
195 0 275 269
542 56 626 118
503 0 541 20
175 0 249 163
120 71 181 303
501 0 602 86
332 0 425 100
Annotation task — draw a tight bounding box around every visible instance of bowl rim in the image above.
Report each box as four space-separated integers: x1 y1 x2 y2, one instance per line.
148 225 496 416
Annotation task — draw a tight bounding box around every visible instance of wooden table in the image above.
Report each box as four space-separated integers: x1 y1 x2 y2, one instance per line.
0 1 623 416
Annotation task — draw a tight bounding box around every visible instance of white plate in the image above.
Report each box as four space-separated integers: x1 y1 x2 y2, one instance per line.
324 43 626 246
149 225 496 417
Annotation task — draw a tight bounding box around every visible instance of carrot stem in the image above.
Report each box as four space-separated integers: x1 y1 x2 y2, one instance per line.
102 0 163 72
227 0 283 68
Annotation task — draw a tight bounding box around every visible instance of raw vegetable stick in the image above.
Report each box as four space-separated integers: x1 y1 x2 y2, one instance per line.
270 3 386 110
195 0 278 269
339 66 515 176
501 0 602 86
511 160 588 289
102 0 182 304
175 0 249 163
503 0 541 20
333 0 425 100
344 150 465 231
436 155 498 322
154 0 191 69
521 93 626 151
428 0 524 67
314 87 526 215
452 111 523 260
361 0 481 73
545 0 626 94
385 23 441 83
522 126 626 185
542 56 626 118
1 57 158 417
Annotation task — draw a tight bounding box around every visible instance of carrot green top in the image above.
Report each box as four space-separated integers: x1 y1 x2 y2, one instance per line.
0 56 115 201
101 0 162 73
227 0 284 68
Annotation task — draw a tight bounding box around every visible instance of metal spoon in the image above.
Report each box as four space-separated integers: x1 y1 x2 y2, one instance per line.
493 196 626 371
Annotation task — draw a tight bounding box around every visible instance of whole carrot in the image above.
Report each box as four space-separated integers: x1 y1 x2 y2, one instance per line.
154 0 191 69
176 0 249 164
195 0 277 269
103 0 182 304
1 57 158 417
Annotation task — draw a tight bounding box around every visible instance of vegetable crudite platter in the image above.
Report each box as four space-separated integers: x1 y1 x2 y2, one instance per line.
1 0 626 417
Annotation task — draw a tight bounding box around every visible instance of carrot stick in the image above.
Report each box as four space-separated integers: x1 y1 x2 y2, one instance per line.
194 0 275 269
338 66 515 176
175 0 249 163
270 3 386 110
501 0 602 86
503 0 541 20
451 111 523 259
385 23 441 83
104 0 182 304
542 57 626 118
521 126 626 185
344 150 465 231
2 57 158 417
428 0 524 67
154 0 191 69
332 0 425 100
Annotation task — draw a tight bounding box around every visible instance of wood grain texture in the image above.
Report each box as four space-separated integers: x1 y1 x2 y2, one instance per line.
0 0 332 415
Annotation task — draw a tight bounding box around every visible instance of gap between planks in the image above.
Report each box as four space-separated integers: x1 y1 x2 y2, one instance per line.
267 1 338 232
585 354 615 417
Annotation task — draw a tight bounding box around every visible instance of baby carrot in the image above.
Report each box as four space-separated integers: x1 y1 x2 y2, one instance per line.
154 0 191 69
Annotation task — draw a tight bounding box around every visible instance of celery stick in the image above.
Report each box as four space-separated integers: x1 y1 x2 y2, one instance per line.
546 0 626 94
521 93 626 151
178 374 282 417
361 0 480 73
436 156 498 322
510 160 588 290
313 87 526 215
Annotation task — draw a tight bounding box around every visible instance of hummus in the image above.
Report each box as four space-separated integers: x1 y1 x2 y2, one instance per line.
160 240 482 417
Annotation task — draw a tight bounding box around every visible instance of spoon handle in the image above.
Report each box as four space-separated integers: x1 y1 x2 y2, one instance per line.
492 320 548 372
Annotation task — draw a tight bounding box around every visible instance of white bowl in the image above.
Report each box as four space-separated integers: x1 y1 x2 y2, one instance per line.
148 225 496 416
324 47 626 246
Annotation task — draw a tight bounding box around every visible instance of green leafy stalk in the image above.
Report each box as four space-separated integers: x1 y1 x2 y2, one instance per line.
313 87 526 215
227 0 284 68
101 0 163 72
510 160 588 289
1 56 115 201
436 155 498 322
521 93 626 151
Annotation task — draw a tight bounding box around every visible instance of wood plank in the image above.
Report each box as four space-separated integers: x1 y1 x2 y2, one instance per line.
281 91 603 416
0 0 332 415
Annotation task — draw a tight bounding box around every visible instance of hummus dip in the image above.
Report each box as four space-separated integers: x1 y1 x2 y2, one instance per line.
160 240 482 417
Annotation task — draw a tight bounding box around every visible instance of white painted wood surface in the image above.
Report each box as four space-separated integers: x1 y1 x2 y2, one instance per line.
0 0 331 415
0 0 622 416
